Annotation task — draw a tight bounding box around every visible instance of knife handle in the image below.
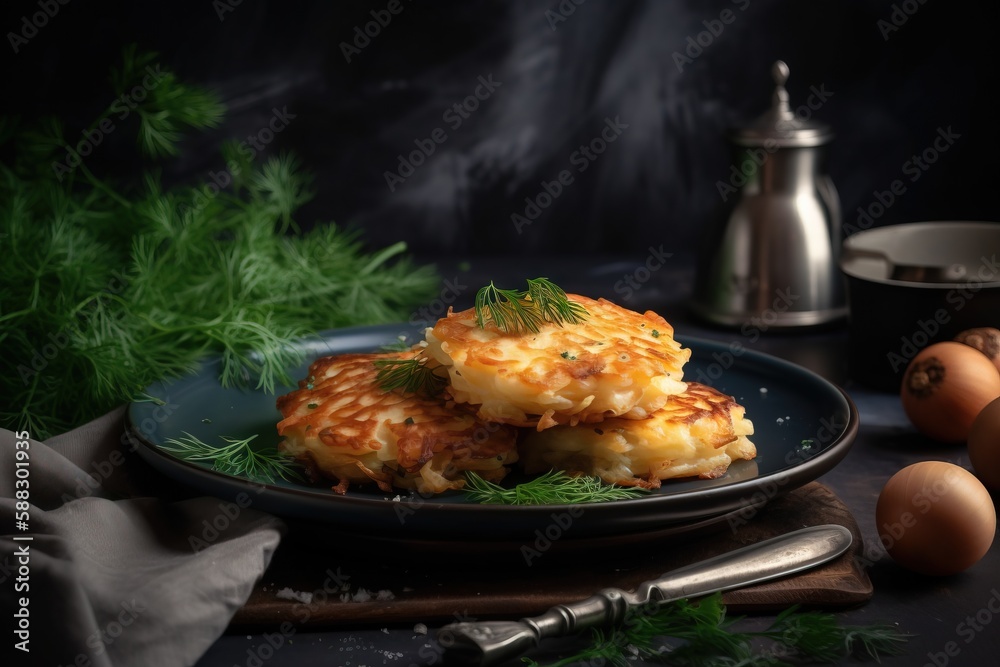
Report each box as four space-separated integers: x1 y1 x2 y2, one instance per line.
523 587 630 640
438 590 630 667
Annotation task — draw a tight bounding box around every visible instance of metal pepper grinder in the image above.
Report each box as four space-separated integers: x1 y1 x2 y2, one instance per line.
692 60 846 328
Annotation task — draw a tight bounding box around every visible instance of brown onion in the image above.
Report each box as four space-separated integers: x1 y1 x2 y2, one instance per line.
900 341 1000 443
876 461 996 576
954 327 1000 373
968 396 1000 492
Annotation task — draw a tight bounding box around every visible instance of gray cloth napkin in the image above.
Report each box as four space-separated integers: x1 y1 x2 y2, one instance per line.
0 407 285 667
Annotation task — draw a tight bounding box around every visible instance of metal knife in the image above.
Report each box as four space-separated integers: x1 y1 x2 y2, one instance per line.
437 523 853 666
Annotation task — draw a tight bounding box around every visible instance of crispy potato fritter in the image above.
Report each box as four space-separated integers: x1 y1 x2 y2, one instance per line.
519 382 756 488
276 350 519 495
425 295 691 430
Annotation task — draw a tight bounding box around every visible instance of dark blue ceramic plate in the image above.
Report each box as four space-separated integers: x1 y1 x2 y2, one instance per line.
127 325 858 541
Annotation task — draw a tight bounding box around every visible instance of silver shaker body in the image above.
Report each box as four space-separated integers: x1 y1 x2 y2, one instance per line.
692 61 847 328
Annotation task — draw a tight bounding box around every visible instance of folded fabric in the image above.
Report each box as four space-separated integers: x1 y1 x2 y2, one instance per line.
0 407 285 667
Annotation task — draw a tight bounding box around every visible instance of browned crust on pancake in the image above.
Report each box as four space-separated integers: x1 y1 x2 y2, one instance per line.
652 382 746 449
276 350 519 494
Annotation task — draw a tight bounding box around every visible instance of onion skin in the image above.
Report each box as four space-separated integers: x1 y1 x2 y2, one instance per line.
968 396 1000 492
900 342 1000 444
954 327 1000 373
876 461 996 576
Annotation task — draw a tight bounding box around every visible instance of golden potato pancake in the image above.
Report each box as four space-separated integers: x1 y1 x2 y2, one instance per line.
276 350 519 495
518 382 755 488
424 295 690 430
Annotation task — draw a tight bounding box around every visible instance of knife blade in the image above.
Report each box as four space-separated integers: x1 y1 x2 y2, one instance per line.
436 523 853 666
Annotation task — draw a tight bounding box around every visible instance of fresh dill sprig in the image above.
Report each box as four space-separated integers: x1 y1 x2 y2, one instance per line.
160 432 304 483
374 355 448 397
463 470 648 505
759 604 910 663
475 282 544 334
0 47 439 439
109 44 226 158
525 278 588 326
522 592 909 667
474 278 587 334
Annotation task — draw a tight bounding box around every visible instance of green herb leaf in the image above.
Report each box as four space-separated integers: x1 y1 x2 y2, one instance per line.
110 44 225 158
474 278 586 334
522 592 909 667
475 281 544 334
374 355 448 397
463 470 647 505
160 432 304 483
525 278 587 326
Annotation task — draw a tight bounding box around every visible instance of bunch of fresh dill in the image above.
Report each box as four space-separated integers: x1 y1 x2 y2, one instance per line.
523 592 908 666
0 47 439 439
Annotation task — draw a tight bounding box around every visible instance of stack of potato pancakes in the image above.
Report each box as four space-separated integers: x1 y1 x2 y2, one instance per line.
276 295 755 496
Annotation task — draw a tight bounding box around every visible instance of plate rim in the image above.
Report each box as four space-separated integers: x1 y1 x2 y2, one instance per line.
126 324 859 533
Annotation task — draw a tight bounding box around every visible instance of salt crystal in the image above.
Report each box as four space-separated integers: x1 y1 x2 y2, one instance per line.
376 589 395 600
413 623 428 635
276 587 313 604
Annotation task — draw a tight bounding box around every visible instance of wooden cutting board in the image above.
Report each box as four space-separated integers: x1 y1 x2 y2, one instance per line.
230 482 871 629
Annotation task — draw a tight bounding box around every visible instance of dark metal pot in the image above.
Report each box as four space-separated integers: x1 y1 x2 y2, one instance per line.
839 221 1000 391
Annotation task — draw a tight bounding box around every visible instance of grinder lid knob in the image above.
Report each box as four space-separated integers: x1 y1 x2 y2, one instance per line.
730 60 834 148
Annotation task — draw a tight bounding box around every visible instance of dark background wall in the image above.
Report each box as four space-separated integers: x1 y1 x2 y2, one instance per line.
3 0 997 259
